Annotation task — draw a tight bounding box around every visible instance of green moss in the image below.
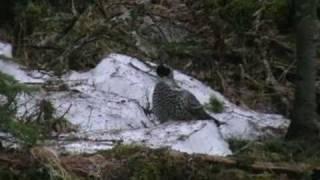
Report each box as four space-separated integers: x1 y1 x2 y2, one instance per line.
206 96 224 113
229 139 289 162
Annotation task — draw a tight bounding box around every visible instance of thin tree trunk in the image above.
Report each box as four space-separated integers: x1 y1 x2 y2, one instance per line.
286 0 320 139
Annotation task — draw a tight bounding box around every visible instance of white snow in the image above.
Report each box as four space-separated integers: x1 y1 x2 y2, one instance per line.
0 42 290 156
0 42 12 58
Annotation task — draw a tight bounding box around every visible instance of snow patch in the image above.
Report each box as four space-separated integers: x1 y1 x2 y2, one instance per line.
0 42 290 156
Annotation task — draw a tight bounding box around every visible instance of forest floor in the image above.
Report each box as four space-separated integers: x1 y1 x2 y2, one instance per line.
0 0 320 179
0 142 320 180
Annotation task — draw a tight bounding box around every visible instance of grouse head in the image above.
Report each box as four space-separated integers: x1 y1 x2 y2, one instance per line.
156 64 173 79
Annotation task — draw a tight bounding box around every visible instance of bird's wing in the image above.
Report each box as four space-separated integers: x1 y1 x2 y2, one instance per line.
180 90 225 125
179 90 212 119
180 90 203 109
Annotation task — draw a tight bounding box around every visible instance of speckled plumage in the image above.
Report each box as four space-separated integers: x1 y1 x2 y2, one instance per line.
152 65 222 126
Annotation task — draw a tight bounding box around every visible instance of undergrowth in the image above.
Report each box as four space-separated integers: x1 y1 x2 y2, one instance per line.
2 0 300 115
0 72 74 147
0 143 316 179
229 138 320 164
0 72 41 146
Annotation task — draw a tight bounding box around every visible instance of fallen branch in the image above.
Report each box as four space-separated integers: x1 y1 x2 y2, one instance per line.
192 153 318 175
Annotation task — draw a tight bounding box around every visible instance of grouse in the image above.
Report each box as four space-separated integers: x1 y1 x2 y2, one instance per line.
152 64 223 126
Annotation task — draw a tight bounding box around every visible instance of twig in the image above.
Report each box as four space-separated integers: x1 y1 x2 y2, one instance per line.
96 0 108 19
128 62 156 78
216 70 226 93
56 103 73 121
55 136 123 145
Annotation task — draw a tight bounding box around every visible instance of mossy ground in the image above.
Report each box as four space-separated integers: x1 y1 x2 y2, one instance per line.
206 96 224 113
0 142 318 180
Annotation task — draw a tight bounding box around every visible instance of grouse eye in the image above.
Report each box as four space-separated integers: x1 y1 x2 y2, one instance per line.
156 64 171 77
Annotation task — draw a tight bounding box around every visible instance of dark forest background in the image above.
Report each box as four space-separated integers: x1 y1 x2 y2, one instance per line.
0 0 320 179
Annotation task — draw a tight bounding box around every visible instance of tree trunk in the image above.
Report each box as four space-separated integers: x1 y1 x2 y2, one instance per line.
286 0 320 140
0 0 15 25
